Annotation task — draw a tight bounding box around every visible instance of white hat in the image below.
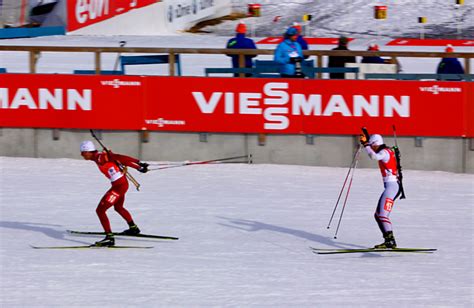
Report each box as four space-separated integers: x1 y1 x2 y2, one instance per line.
368 134 384 146
80 140 96 152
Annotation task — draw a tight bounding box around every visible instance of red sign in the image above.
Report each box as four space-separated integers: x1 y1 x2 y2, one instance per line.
387 38 474 47
0 74 144 129
1 74 472 137
67 0 161 32
257 37 354 45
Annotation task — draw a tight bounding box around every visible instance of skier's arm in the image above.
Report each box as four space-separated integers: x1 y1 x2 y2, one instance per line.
365 146 389 162
110 153 149 173
274 44 288 64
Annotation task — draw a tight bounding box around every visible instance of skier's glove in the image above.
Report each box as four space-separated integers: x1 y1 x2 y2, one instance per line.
290 56 302 64
138 162 149 173
359 134 369 146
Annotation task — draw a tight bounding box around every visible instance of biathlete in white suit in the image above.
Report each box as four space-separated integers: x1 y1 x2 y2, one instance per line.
360 133 401 248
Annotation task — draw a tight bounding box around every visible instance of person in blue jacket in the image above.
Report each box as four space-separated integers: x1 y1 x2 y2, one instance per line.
292 22 309 56
436 45 465 80
274 27 304 78
226 22 257 77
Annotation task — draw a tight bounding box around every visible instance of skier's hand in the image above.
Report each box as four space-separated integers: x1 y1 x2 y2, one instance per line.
290 56 302 64
138 162 149 173
359 134 369 146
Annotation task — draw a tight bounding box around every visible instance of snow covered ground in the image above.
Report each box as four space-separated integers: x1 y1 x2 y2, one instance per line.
0 156 473 307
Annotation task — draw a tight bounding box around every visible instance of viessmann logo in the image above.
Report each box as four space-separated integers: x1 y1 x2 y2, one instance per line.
100 79 142 89
145 118 186 127
192 82 411 130
419 85 462 95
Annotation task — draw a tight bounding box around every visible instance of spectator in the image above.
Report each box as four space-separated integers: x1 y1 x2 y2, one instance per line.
361 44 390 64
292 22 309 58
274 27 305 78
226 22 257 77
328 36 356 79
436 44 465 79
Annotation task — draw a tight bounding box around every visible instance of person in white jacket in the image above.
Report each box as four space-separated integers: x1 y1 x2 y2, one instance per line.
360 133 400 248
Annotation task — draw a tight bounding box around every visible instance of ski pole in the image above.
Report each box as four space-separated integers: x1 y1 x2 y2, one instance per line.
333 148 361 239
148 154 252 171
327 145 362 229
90 129 141 191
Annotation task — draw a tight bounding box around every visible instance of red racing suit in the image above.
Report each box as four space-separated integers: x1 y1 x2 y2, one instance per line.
92 151 141 233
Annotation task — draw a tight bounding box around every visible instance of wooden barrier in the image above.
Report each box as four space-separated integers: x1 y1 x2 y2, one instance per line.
0 45 471 76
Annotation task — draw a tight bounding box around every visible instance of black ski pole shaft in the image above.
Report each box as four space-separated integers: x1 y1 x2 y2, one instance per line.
327 145 361 229
148 155 252 171
333 151 361 239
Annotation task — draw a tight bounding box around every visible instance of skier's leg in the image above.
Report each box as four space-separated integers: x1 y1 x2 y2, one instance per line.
96 190 118 233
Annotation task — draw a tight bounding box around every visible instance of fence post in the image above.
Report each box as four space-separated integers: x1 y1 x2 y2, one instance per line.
169 52 176 76
29 51 39 73
238 54 245 78
94 52 101 75
317 55 323 79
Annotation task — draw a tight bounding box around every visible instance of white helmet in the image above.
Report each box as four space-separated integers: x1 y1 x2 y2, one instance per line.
368 134 384 146
80 140 96 152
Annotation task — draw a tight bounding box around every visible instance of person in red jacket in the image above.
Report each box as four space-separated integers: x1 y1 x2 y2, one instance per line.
359 133 400 248
80 140 149 246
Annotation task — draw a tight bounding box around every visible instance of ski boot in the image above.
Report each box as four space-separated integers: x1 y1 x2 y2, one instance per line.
121 224 141 235
94 233 115 247
374 231 397 249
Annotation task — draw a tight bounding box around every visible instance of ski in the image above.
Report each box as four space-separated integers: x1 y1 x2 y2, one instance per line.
67 230 179 240
31 245 153 249
311 247 437 254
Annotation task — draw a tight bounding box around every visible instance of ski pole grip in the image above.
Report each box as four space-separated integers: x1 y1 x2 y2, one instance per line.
361 127 370 139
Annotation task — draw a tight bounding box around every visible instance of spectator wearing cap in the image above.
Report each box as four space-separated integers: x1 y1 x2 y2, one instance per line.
274 27 305 78
292 22 309 58
436 44 465 80
361 44 388 64
226 22 257 77
327 36 356 79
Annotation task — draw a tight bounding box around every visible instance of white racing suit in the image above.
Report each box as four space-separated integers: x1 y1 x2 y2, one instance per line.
365 145 401 234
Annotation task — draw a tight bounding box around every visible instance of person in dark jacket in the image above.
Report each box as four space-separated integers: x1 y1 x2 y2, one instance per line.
436 45 465 80
328 36 356 79
361 44 388 64
226 22 257 77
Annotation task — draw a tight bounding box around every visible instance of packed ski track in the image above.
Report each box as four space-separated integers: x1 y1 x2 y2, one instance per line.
1 0 474 306
0 157 472 306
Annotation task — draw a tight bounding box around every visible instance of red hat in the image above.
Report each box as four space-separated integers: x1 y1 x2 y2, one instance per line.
368 44 379 51
445 44 454 53
292 22 302 34
236 22 247 34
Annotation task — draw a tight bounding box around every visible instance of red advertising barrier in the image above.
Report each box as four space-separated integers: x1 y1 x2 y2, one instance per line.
257 37 354 45
67 0 161 32
0 74 144 129
0 74 472 137
387 38 474 47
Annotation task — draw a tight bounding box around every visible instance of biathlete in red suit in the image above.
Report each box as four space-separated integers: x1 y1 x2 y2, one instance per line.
80 140 149 246
359 133 401 248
